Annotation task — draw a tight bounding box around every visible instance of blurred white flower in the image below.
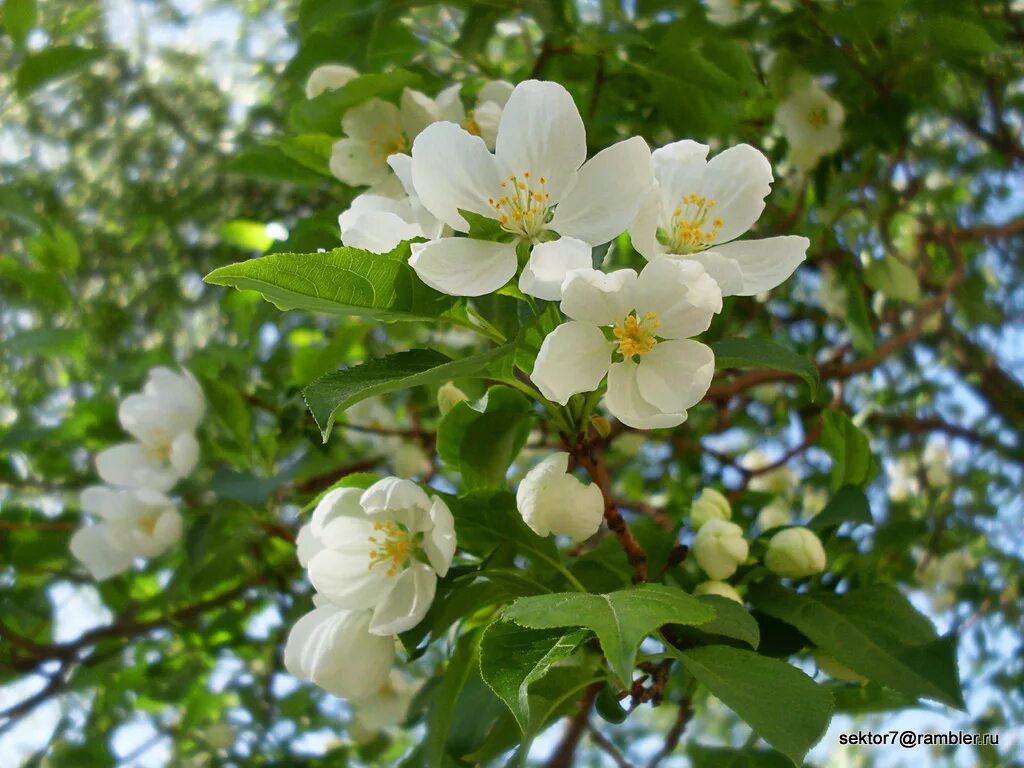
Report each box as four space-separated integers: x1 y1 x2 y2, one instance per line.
922 441 951 486
690 488 732 531
516 452 604 542
532 258 721 429
305 64 359 99
693 519 749 580
630 139 808 297
433 80 516 150
283 603 395 700
743 448 798 495
694 580 744 604
350 671 421 742
705 0 756 26
776 79 845 171
344 397 432 477
764 527 826 578
886 455 920 502
70 486 183 580
303 479 456 635
408 80 653 297
756 498 792 531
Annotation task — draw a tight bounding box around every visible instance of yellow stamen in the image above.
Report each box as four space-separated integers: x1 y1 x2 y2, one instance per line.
807 107 829 128
613 311 661 358
488 172 551 239
667 193 722 254
367 520 414 577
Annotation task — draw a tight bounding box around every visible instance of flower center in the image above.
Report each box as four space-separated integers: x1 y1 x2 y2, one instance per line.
807 107 829 128
368 134 408 162
464 110 481 136
488 172 551 239
145 440 172 463
614 311 661 358
367 520 414 577
138 512 159 536
664 193 723 254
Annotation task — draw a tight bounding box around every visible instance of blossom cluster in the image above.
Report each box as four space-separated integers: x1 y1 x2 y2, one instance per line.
71 368 205 579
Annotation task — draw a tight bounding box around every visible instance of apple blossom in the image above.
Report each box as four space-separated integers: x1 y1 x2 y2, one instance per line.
532 258 721 429
516 452 604 542
756 498 793 531
350 671 421 742
70 485 183 580
94 367 204 492
923 441 951 486
693 519 749 580
431 80 516 149
764 527 827 578
304 478 456 635
305 63 359 99
690 488 732 531
407 80 653 297
776 78 845 171
630 139 809 296
694 580 744 604
283 602 395 700
886 456 920 502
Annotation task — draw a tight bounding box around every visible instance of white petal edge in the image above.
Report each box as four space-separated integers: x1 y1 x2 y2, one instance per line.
518 236 593 301
532 321 614 405
702 236 809 296
409 238 517 297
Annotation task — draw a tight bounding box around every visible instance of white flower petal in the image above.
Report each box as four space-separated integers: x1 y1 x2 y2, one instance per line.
633 258 722 338
494 80 586 202
169 432 199 477
435 83 466 124
342 98 404 142
400 88 441 140
559 268 637 326
635 339 715 415
516 452 604 542
477 80 515 108
702 236 809 295
387 153 415 196
423 496 456 577
651 140 710 203
308 518 393 609
409 238 517 297
606 360 686 430
305 64 359 99
296 524 322 568
474 101 503 150
311 487 366 537
549 137 654 245
628 188 667 261
70 524 133 580
532 321 614 405
339 193 422 253
679 252 745 296
95 442 178 492
410 121 503 231
361 477 432 518
519 237 593 301
369 562 437 635
329 138 388 187
702 144 773 244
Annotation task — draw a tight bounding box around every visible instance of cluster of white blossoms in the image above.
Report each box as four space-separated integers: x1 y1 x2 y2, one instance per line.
887 440 952 502
775 74 845 172
689 486 826 601
285 478 454 717
71 368 205 580
327 78 808 429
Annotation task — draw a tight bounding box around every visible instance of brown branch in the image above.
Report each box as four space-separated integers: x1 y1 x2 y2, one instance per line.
545 683 601 768
588 723 636 768
648 697 694 768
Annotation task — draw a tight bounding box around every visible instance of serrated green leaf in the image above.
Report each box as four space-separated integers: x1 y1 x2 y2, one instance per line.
503 584 714 686
712 338 821 401
675 645 833 766
479 621 588 732
302 345 513 440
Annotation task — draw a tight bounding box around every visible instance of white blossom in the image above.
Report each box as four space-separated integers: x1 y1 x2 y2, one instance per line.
764 527 826 578
350 671 421 742
70 486 183 580
690 488 731 531
704 0 756 26
630 140 809 296
283 603 395 700
94 367 205 492
886 456 920 502
303 479 456 635
756 498 793 531
305 64 359 99
776 79 845 171
516 452 604 542
923 441 951 486
693 519 749 580
743 448 798 495
532 258 721 429
407 80 653 297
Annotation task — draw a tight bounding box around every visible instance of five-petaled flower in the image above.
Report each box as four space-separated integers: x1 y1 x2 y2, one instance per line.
775 78 845 171
532 258 722 429
630 139 809 297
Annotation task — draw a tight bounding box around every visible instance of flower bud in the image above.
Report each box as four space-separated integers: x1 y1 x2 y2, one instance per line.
694 580 743 604
693 519 749 580
516 453 604 542
764 527 826 578
690 488 731 531
756 499 792 531
590 415 612 439
437 382 469 416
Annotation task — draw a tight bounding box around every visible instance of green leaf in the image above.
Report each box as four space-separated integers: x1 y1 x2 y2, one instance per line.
274 133 336 177
16 45 103 95
203 246 457 321
749 582 964 708
222 145 327 185
687 595 760 649
808 485 872 529
479 621 588 732
689 746 795 768
503 584 715 686
447 491 562 569
3 0 36 45
712 338 821 401
437 385 534 490
303 345 513 440
839 263 874 354
675 645 833 766
424 631 479 768
218 220 274 252
864 255 920 302
290 69 422 133
818 411 875 490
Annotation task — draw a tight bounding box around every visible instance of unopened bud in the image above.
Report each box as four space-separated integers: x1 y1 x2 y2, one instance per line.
694 580 743 604
693 519 749 580
690 488 731 531
764 527 826 578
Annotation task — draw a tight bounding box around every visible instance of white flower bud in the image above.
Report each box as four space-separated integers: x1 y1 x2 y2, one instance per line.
922 441 950 487
437 382 469 416
693 519 749 580
756 498 792 531
694 580 743 604
516 453 604 543
764 527 827 579
689 488 730 532
305 64 359 99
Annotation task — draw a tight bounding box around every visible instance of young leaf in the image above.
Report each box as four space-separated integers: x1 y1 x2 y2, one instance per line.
808 485 872 529
749 582 965 708
479 621 588 732
437 385 535 490
818 411 875 489
204 247 457 321
303 345 514 440
712 338 821 401
675 645 833 766
503 584 715 686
